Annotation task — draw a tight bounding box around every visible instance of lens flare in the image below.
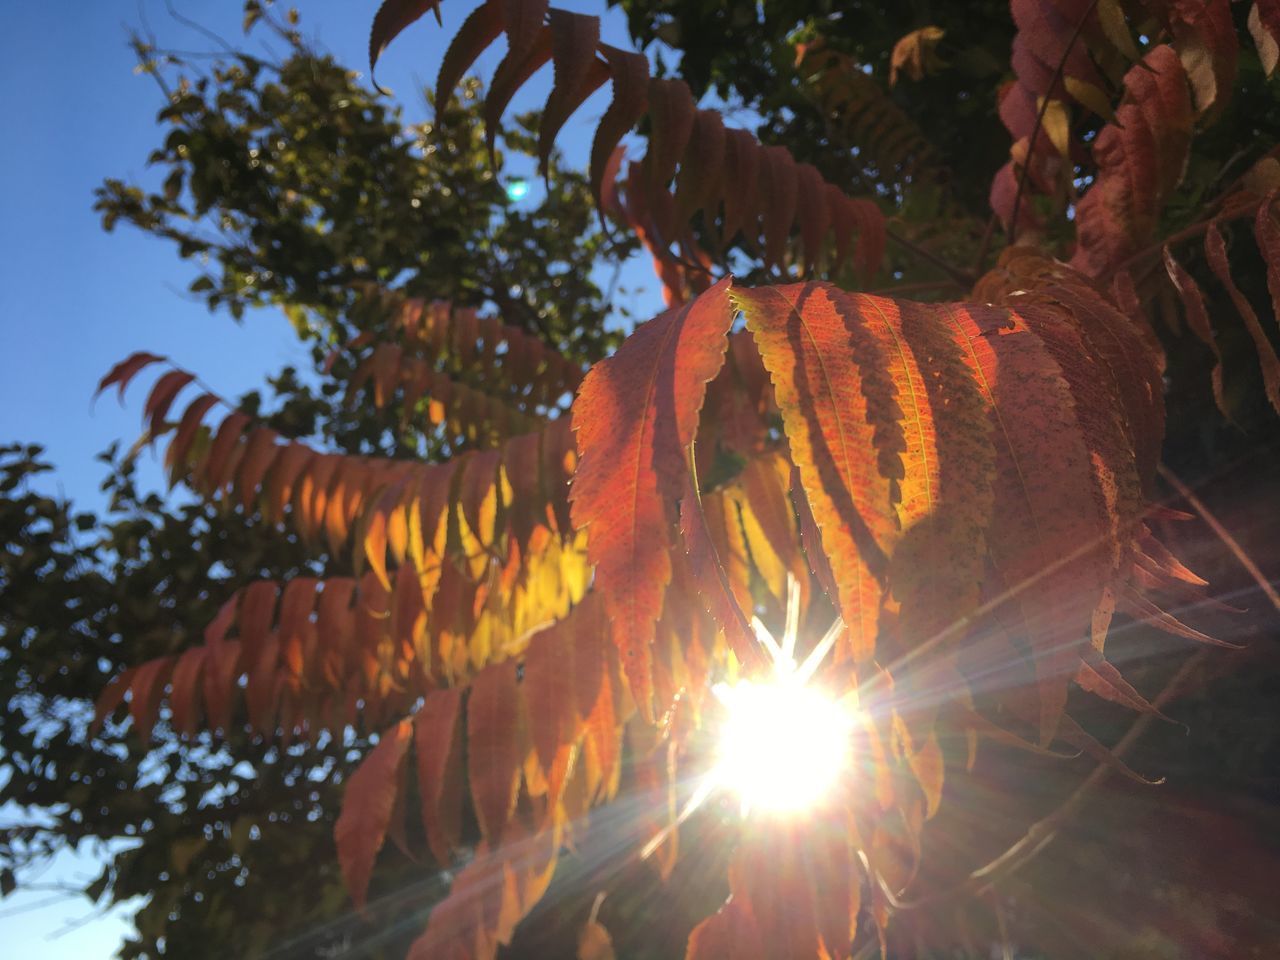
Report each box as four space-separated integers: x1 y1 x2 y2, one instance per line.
712 676 854 813
640 578 855 861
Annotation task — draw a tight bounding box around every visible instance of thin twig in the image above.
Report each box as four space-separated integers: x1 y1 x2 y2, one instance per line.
885 228 975 287
880 451 1268 912
1007 0 1101 244
164 0 235 54
972 212 999 277
885 649 1205 913
867 279 964 297
1158 463 1280 613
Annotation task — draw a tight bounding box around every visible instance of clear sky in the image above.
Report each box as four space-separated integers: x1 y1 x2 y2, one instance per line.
0 1 657 955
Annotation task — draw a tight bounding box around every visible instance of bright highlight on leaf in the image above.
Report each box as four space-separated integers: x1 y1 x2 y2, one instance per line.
712 676 854 814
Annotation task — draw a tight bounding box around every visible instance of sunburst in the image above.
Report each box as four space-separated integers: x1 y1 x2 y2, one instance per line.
642 578 856 858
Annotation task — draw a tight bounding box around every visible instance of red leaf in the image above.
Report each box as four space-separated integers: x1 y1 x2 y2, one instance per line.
144 370 196 440
414 687 465 863
278 577 320 667
759 146 799 271
169 646 207 738
645 78 696 192
335 719 413 911
570 279 736 716
203 639 242 733
165 392 220 487
97 351 165 402
436 0 505 116
236 427 281 510
93 667 135 733
468 659 524 843
521 621 576 777
369 0 443 85
541 12 607 176
674 109 726 228
590 45 650 211
1205 220 1280 415
263 443 314 525
794 164 830 274
203 411 252 493
486 23 553 160
128 657 173 741
1071 46 1193 275
721 130 761 249
572 594 606 721
939 303 1106 741
237 580 280 666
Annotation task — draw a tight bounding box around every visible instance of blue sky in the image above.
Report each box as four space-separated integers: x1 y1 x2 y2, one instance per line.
0 0 655 512
0 1 659 955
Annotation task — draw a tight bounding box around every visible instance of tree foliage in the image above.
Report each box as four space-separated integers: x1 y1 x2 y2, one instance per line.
5 0 1280 958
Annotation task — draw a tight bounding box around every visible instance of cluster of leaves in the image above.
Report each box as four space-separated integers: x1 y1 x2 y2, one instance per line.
6 0 1280 957
0 441 396 958
367 0 894 304
0 8 640 957
95 12 626 362
85 0 1280 952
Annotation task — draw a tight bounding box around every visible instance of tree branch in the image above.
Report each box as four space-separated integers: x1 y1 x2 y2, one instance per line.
880 647 1205 914
1158 463 1280 614
885 228 975 288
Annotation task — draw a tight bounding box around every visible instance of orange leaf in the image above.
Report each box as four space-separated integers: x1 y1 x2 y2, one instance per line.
521 620 577 777
733 283 897 662
570 278 736 716
686 898 764 960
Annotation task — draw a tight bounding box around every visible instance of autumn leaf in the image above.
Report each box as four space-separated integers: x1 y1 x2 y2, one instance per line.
569 278 736 716
732 282 897 662
334 719 413 912
890 25 945 85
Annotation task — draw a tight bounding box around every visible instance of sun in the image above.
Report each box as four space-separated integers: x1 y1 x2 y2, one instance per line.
709 575 856 813
639 579 855 861
712 674 855 813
